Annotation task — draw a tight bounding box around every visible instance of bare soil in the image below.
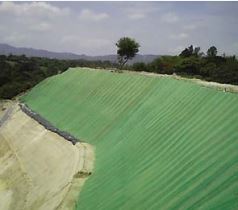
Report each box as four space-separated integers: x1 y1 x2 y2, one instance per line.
0 103 94 210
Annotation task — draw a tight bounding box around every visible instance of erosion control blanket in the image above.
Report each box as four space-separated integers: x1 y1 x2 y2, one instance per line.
22 68 238 210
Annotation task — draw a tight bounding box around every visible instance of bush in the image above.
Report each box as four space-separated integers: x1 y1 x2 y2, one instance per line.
132 62 147 72
200 62 217 77
175 57 203 75
0 82 24 99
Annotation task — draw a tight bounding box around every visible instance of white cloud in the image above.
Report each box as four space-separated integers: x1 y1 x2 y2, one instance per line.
233 42 238 48
61 35 111 50
0 2 70 18
183 24 197 30
3 33 28 44
0 25 4 32
168 45 185 54
0 2 70 49
230 42 238 54
161 12 179 23
29 22 51 32
128 13 146 20
169 33 189 40
61 35 79 44
79 9 109 21
0 2 237 56
124 4 159 20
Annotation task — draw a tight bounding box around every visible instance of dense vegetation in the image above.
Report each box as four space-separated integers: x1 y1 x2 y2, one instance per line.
130 45 238 85
0 54 116 99
22 68 238 210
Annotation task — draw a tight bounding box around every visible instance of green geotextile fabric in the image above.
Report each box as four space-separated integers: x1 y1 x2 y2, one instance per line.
22 68 238 210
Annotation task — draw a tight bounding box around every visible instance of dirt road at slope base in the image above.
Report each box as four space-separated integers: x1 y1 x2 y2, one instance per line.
0 104 94 210
0 100 14 119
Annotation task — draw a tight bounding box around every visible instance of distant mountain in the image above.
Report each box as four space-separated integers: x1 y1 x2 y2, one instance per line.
0 43 159 64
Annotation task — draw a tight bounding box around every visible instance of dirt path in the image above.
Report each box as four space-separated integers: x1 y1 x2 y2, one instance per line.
0 100 14 119
0 106 14 127
81 67 238 93
0 104 94 210
137 71 238 93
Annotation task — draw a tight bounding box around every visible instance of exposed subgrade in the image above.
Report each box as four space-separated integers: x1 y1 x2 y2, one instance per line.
19 103 80 145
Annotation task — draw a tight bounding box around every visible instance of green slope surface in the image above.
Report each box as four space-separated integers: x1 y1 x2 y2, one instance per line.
22 68 238 210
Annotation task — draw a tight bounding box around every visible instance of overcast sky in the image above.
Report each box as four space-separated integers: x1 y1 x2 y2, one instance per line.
0 1 238 56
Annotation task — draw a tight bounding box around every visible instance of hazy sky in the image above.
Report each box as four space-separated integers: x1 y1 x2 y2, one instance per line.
0 1 238 56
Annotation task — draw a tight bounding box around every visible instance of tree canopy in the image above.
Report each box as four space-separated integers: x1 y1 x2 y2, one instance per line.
131 45 238 85
116 37 140 68
179 45 203 57
207 46 218 57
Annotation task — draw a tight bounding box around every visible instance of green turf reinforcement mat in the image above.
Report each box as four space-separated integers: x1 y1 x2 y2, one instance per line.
22 68 238 210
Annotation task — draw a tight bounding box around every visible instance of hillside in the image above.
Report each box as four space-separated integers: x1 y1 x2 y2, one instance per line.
22 68 238 210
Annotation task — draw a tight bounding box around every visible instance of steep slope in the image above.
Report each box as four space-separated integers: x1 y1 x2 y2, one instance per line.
22 68 238 210
0 104 94 210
